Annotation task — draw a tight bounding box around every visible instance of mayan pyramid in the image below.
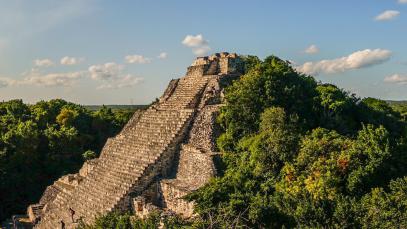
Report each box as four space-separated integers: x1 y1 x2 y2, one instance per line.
27 52 244 228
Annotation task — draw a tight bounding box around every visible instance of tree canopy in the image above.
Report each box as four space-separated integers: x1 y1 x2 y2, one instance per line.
188 55 407 228
0 100 136 221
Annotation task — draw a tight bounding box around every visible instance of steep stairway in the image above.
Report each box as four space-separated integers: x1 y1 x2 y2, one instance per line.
35 76 210 228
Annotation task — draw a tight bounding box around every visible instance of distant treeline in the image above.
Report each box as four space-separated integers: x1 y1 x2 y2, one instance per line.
84 105 148 111
387 100 407 105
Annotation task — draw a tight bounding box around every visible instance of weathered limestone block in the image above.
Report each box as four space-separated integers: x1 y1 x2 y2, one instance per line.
132 196 159 219
188 106 221 151
79 159 99 177
27 204 44 223
160 180 195 218
175 145 217 189
39 185 61 205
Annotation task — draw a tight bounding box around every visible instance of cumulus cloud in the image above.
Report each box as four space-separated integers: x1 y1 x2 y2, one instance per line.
34 59 54 67
304 44 319 54
0 70 85 87
125 55 151 64
398 0 407 4
158 52 168 59
375 10 400 21
60 56 84 65
20 71 85 87
384 74 407 84
97 74 143 89
88 62 143 89
182 34 211 56
296 49 392 75
1 59 144 89
88 62 124 80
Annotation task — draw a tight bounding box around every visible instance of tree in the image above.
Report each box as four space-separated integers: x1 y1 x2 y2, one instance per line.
0 99 135 222
190 54 407 228
217 56 317 152
358 176 407 228
83 150 97 161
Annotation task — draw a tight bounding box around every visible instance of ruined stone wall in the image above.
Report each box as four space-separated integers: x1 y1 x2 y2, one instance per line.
159 180 195 218
78 159 99 177
186 65 209 77
187 106 220 152
39 185 60 205
175 145 217 188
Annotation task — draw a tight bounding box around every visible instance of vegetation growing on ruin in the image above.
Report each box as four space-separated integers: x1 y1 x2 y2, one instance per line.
187 55 407 228
0 100 137 221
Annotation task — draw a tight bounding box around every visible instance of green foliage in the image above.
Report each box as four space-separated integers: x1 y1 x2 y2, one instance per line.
358 176 407 228
83 150 97 161
0 99 136 221
189 55 407 228
79 211 189 229
217 56 317 152
389 101 407 121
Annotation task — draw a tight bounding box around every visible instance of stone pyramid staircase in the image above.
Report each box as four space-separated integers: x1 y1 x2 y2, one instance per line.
35 75 210 228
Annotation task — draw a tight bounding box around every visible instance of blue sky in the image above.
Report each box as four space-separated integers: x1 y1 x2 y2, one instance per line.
0 0 407 104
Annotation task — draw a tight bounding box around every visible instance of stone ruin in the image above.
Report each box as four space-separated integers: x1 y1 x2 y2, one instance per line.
26 52 244 228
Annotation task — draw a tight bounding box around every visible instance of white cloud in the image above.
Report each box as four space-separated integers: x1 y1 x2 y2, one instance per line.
88 62 124 80
375 10 400 21
297 49 392 75
97 74 143 89
182 34 208 47
398 0 407 4
158 52 168 59
60 56 84 65
20 71 85 87
304 44 319 54
88 62 143 89
34 59 54 67
384 74 407 84
182 34 211 56
125 55 151 64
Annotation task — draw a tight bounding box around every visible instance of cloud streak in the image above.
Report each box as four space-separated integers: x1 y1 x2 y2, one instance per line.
125 55 151 64
158 52 168 59
97 74 143 89
88 62 124 80
88 62 143 89
375 10 400 21
384 74 407 84
60 56 84 65
34 59 54 67
304 44 319 54
297 49 392 75
21 71 85 87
